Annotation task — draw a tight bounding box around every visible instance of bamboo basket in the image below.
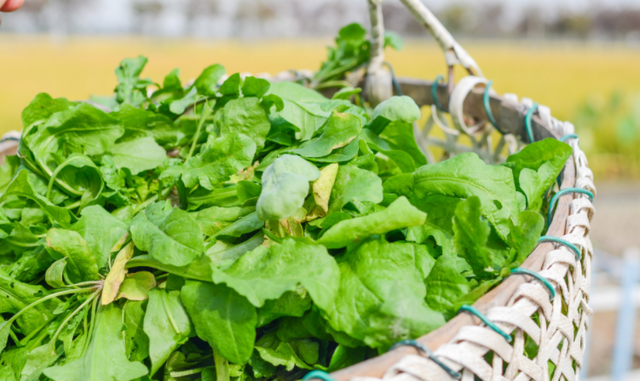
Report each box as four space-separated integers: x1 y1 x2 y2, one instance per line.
0 1 596 380
324 1 596 381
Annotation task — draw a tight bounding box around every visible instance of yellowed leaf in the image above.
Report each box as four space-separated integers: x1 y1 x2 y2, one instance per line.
313 163 339 214
116 271 157 301
101 241 134 305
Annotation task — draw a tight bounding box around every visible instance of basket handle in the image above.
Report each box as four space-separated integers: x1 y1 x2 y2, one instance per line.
398 0 483 78
363 0 393 106
365 0 483 104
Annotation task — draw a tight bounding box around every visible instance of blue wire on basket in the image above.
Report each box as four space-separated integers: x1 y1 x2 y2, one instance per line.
432 75 445 111
560 133 578 143
538 236 582 261
383 62 403 96
458 305 512 342
390 339 462 379
303 370 337 381
483 80 502 133
547 187 594 228
510 268 556 300
524 102 539 143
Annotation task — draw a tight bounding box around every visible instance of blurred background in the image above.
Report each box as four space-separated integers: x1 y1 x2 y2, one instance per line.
1 0 640 378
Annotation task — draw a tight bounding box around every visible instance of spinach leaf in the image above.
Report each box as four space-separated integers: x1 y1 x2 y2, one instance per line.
317 197 426 248
144 289 193 375
211 238 340 311
181 281 257 364
414 153 520 241
44 304 149 381
505 138 572 212
131 202 204 266
257 155 320 221
160 133 256 190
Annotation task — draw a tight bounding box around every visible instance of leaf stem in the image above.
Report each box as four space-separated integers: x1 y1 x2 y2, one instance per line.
51 290 100 345
46 156 84 200
161 290 181 335
214 350 230 381
64 201 81 210
81 292 101 356
133 194 158 215
2 287 98 330
170 367 209 378
185 100 212 162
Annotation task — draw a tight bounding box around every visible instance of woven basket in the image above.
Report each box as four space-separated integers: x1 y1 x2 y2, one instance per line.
0 2 596 380
314 1 595 381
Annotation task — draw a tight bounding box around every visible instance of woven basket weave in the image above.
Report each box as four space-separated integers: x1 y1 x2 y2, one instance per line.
0 2 596 380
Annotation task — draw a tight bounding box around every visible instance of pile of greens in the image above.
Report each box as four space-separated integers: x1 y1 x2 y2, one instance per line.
0 24 572 381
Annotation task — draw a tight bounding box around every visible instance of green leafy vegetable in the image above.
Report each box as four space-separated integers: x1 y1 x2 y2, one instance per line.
0 26 569 380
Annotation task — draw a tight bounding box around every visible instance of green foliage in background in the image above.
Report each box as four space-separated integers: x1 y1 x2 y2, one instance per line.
574 91 640 179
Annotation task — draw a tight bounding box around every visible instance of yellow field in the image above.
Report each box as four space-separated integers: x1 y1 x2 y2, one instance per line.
1 35 640 135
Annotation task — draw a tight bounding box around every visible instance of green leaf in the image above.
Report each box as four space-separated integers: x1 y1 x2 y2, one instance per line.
254 332 314 370
219 73 243 96
384 31 404 50
21 93 75 130
267 81 327 103
257 287 313 327
45 258 67 288
194 64 226 96
212 211 264 239
0 155 19 193
506 211 544 267
414 153 520 241
192 206 255 237
379 121 427 167
44 304 149 381
23 102 124 177
217 97 271 150
452 196 495 278
364 283 444 350
329 164 383 213
46 229 100 282
115 56 154 107
425 255 470 314
291 109 362 158
126 254 213 283
131 202 204 266
211 238 340 311
368 96 421 134
111 104 177 148
505 138 572 212
144 289 193 375
161 133 255 190
48 153 103 207
317 197 426 248
277 100 330 142
324 238 431 344
242 76 271 98
181 281 257 364
104 136 167 175
257 155 320 221
1 170 73 228
123 300 150 363
70 205 129 269
0 269 59 340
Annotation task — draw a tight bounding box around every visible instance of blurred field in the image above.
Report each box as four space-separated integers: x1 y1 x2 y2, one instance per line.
2 35 640 179
2 36 640 121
